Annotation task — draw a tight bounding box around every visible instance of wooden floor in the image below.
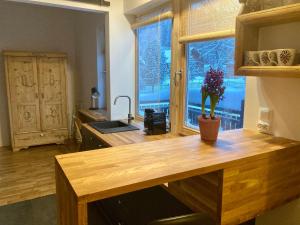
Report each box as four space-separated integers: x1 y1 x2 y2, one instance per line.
0 143 78 206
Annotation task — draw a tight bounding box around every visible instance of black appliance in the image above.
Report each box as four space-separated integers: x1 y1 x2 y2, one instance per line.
144 109 167 135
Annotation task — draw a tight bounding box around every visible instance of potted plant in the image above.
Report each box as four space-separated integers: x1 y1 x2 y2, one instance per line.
198 67 225 142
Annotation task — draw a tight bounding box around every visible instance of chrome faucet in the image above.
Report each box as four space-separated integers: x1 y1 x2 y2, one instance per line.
114 95 134 124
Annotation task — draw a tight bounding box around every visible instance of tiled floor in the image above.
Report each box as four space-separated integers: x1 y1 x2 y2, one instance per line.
0 195 56 225
0 194 110 225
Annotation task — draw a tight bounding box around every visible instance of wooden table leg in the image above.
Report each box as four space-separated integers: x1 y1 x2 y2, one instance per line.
56 162 88 225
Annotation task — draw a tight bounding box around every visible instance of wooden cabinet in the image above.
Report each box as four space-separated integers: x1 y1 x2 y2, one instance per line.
4 51 69 151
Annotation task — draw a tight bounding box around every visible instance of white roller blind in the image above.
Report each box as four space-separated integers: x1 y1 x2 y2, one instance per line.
132 3 173 30
136 3 172 22
188 0 241 35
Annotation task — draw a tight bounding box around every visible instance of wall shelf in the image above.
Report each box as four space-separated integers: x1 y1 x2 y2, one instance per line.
237 66 300 78
235 3 300 78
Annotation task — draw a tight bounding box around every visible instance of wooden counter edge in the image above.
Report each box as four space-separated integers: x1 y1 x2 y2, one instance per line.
56 144 300 203
55 143 300 225
55 160 88 225
55 130 300 225
78 109 107 122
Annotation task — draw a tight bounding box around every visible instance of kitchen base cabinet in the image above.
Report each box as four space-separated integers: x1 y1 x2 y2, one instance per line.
93 186 192 225
76 185 258 225
81 126 109 151
88 203 112 225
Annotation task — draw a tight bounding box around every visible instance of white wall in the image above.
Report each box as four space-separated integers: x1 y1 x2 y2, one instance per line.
244 22 300 140
71 0 137 121
243 22 300 225
124 0 151 13
96 18 107 109
74 11 106 109
124 0 169 15
107 0 135 120
0 1 77 146
0 0 136 145
8 0 109 13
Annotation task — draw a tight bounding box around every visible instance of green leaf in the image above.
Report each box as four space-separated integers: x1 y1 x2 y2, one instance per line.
202 89 208 116
210 94 219 118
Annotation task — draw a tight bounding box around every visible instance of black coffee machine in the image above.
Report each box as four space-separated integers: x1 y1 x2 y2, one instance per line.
144 109 167 135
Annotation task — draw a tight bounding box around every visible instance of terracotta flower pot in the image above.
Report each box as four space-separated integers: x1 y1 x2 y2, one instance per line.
198 116 221 142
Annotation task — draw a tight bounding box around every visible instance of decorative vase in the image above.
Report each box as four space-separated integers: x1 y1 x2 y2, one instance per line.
198 116 221 142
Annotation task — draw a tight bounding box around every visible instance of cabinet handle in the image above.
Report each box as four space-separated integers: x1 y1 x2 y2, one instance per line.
40 133 44 137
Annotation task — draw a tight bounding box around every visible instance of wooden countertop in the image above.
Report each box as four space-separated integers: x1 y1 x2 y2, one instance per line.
55 129 300 203
78 109 107 121
82 120 178 147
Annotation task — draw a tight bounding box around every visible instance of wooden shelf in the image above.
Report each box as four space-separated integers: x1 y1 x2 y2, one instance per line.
237 66 300 78
235 4 300 78
238 3 300 26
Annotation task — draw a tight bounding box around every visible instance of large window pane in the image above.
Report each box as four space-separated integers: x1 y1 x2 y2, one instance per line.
185 38 246 131
137 19 172 117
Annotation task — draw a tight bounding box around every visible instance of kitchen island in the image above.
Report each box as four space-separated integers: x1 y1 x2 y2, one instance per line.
55 129 300 225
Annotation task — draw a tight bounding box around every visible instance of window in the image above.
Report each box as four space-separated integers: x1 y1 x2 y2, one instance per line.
185 37 246 131
136 19 172 117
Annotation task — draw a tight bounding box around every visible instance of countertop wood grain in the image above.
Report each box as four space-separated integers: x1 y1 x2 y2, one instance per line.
78 109 107 122
81 120 178 147
55 129 300 203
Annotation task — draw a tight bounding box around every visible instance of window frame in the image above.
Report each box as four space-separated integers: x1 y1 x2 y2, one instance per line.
165 0 242 135
133 0 243 135
180 34 239 134
134 31 144 121
134 18 174 121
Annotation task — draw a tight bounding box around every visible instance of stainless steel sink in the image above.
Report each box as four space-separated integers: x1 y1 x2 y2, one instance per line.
89 121 139 134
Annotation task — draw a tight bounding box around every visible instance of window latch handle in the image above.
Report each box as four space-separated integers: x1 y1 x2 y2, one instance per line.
174 70 182 86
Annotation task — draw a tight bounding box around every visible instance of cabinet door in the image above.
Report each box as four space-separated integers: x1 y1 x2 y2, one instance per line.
81 127 108 151
6 56 41 134
38 57 68 131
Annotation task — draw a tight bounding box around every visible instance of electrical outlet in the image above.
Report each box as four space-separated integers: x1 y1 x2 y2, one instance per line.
257 121 271 134
257 108 273 134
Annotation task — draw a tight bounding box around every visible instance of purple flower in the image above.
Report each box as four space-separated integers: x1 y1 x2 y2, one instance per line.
201 67 226 119
201 67 225 102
